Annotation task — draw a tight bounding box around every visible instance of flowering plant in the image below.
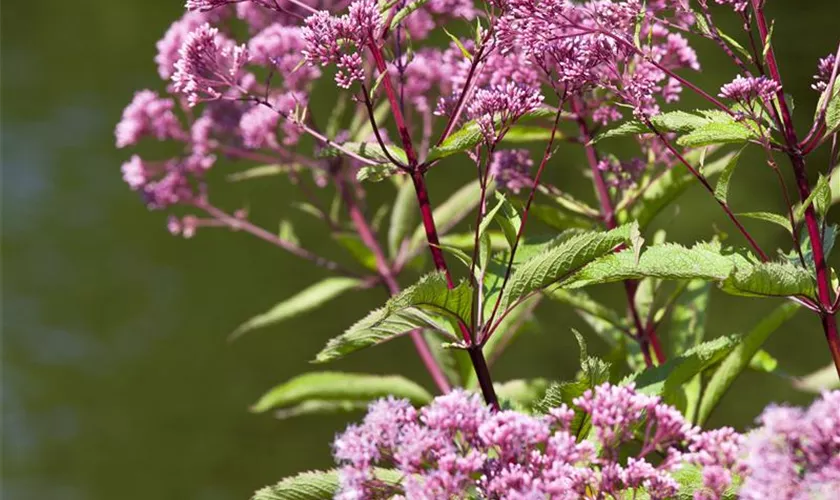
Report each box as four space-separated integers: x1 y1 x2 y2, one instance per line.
116 0 840 497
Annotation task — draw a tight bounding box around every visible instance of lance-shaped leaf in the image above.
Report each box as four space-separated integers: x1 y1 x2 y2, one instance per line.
721 260 816 298
676 121 755 147
496 224 634 314
251 372 433 414
630 336 739 405
253 469 403 500
314 273 473 363
231 277 362 340
563 243 735 289
697 302 800 424
427 108 558 161
388 179 418 257
320 141 408 165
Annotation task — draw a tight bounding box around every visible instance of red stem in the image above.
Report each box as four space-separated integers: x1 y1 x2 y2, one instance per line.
337 176 452 393
410 170 499 407
573 98 665 366
752 0 840 377
367 42 419 166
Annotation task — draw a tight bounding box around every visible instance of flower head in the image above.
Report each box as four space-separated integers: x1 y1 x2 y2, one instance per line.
115 90 184 148
172 23 250 106
467 83 543 144
719 75 781 102
489 149 533 193
812 53 838 92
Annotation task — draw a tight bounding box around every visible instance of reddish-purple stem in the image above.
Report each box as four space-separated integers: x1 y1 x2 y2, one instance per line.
367 42 419 166
337 174 452 393
751 0 840 377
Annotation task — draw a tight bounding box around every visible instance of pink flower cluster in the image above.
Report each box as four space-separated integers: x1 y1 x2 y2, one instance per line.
739 391 840 499
332 383 752 499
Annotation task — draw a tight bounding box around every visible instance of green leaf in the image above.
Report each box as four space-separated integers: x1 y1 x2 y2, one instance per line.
697 302 799 424
443 27 472 60
814 174 832 219
252 469 402 500
592 120 647 142
666 464 741 500
631 336 739 403
713 147 744 203
676 122 754 148
490 192 522 249
497 224 633 314
427 109 556 161
314 307 451 363
278 219 300 246
357 163 400 182
564 243 735 289
739 211 793 233
390 0 428 28
494 378 550 412
529 203 593 231
501 125 557 142
408 180 484 253
314 273 473 363
388 179 418 257
669 280 712 356
721 260 816 298
749 349 779 373
534 330 612 438
323 141 408 165
793 363 840 392
227 164 296 181
251 372 433 413
334 233 377 270
825 82 840 134
231 277 362 340
545 288 625 331
270 400 368 420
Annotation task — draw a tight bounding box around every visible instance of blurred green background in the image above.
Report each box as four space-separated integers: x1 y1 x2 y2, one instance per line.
2 1 838 498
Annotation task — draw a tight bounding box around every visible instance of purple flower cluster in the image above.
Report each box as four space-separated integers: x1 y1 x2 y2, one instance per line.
332 383 751 499
489 149 534 194
812 53 838 92
739 391 840 499
718 75 782 103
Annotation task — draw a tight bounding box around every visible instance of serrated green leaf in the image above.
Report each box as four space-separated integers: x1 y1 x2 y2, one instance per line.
738 211 793 233
592 120 647 142
713 146 743 203
388 179 418 257
564 243 735 289
251 372 432 413
314 273 473 363
721 260 816 298
825 82 840 134
697 302 799 424
231 277 362 340
252 468 402 500
794 172 834 222
676 121 754 147
497 224 634 314
315 307 452 363
408 180 484 253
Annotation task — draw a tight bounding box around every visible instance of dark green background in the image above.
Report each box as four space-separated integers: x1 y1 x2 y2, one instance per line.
2 1 838 498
